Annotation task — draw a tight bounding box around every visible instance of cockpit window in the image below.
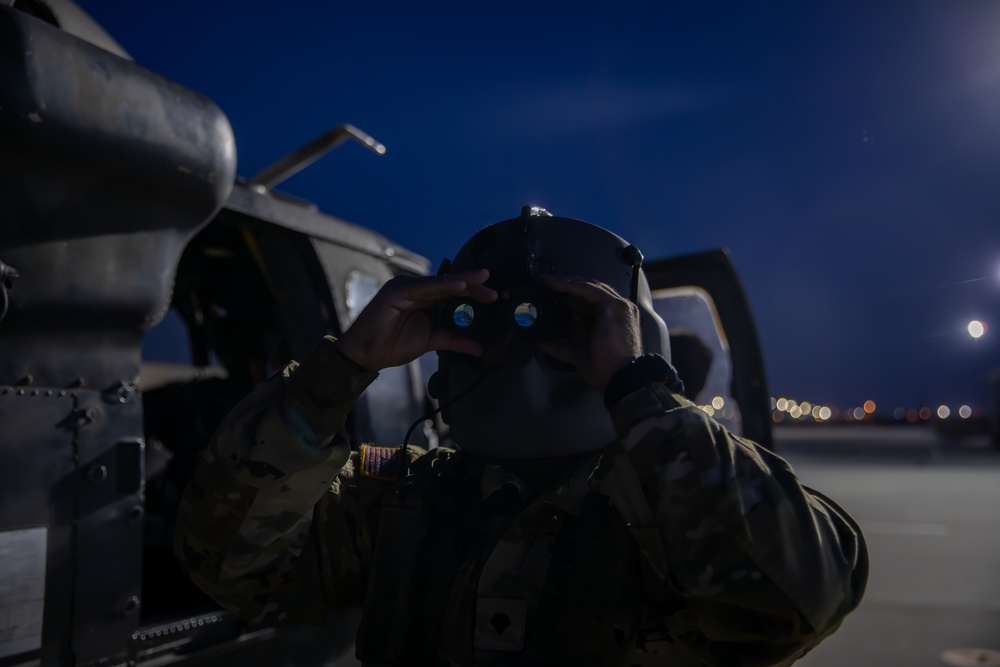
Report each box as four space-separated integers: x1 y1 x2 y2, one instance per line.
653 286 743 435
345 270 383 323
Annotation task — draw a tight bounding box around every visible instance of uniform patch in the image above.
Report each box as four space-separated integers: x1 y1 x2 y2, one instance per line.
359 445 402 481
475 598 527 652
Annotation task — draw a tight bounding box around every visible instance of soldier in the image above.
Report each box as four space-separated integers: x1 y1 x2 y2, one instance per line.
175 210 868 666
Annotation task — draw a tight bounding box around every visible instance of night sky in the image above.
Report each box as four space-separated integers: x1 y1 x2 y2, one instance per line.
80 1 1000 414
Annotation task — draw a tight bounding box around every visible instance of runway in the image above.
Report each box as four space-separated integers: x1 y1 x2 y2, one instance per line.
776 425 1000 667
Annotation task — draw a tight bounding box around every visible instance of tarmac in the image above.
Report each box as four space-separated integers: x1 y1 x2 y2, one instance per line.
776 424 1000 667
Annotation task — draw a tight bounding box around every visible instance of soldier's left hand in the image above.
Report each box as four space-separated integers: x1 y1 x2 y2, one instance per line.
537 274 642 393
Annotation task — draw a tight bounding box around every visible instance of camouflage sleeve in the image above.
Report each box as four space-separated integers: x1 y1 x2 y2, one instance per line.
610 382 869 666
173 336 379 625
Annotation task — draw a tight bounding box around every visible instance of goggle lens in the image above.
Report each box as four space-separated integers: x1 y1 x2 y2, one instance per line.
452 303 475 328
513 302 538 327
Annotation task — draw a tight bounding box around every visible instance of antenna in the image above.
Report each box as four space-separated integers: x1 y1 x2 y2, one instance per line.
248 123 386 191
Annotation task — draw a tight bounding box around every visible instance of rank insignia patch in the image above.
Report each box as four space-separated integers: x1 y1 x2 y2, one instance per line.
359 445 402 481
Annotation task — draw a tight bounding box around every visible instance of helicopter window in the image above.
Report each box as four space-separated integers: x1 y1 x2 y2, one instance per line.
345 270 382 323
652 287 743 435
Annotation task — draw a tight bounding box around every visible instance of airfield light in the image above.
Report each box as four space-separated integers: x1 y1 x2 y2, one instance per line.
819 406 832 421
712 396 725 410
937 405 951 419
800 401 812 414
863 400 876 414
776 398 789 412
919 407 932 420
893 407 906 420
906 409 919 423
959 405 972 419
789 405 803 419
853 407 866 420
968 320 986 339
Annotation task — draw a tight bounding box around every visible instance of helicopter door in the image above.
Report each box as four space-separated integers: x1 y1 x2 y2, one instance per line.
643 249 773 450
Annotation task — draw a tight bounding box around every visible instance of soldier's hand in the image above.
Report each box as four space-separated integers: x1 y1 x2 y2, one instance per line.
335 269 498 372
537 274 642 393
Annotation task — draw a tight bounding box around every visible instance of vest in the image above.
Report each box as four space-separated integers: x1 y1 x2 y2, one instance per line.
353 445 699 666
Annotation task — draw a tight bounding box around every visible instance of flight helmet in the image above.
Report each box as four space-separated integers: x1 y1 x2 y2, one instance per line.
430 207 669 459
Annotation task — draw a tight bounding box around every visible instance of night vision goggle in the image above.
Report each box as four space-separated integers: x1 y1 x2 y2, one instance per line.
439 279 572 345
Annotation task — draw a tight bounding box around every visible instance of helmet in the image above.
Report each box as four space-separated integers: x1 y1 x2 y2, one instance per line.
430 207 669 459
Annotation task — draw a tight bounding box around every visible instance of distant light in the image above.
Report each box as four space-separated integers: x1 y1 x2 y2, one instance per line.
770 397 777 409
776 398 789 412
937 405 951 419
701 405 715 417
811 405 822 419
712 396 725 410
819 406 832 421
893 407 906 420
772 412 785 423
789 405 803 419
919 407 932 420
853 407 866 420
968 320 986 339
906 409 919 423
863 400 876 414
959 405 972 419
801 401 812 414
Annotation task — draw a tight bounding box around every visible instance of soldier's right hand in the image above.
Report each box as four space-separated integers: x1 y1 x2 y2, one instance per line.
334 269 497 372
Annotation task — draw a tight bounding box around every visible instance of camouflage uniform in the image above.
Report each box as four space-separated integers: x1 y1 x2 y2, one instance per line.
175 336 868 666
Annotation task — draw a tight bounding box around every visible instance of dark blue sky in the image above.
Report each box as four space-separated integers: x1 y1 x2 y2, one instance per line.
83 1 1000 412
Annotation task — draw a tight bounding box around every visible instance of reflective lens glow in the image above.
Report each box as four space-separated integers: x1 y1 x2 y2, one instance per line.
453 303 475 328
513 303 538 327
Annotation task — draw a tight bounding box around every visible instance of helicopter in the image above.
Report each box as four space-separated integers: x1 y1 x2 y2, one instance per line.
0 2 772 665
